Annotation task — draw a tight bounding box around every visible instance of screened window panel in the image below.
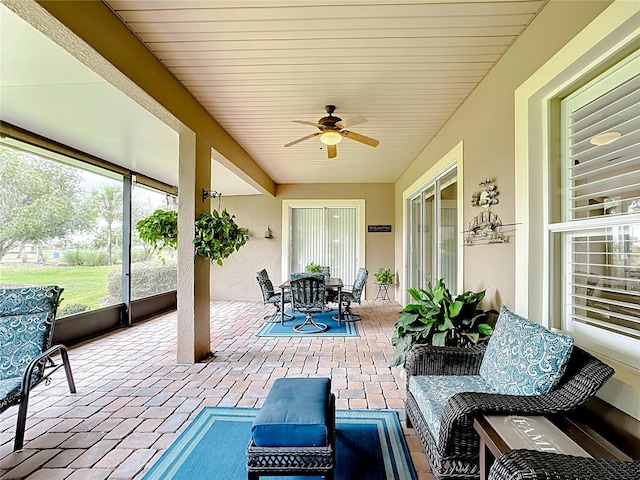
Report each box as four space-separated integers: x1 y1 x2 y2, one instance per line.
558 50 640 342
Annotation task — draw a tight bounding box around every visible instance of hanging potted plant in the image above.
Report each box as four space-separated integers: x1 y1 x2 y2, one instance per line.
135 209 178 258
193 209 248 266
136 208 248 266
390 278 496 367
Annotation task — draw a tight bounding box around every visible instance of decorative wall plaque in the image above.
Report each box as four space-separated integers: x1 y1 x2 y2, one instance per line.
368 225 392 233
464 179 513 246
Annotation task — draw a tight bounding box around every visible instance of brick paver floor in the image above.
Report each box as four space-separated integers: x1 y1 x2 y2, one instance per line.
0 299 435 479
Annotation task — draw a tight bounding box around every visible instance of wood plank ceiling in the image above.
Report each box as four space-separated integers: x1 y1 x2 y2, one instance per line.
105 0 547 185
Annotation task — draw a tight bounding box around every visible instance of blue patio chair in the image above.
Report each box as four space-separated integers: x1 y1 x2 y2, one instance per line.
0 286 76 451
256 269 293 325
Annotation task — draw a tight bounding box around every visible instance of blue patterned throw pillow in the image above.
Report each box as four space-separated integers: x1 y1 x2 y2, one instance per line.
479 306 574 396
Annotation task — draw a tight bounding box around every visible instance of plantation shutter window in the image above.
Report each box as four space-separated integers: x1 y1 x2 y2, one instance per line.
555 50 640 351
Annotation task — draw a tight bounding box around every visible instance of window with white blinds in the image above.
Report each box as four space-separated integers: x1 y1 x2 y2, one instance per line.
289 206 359 286
556 50 640 349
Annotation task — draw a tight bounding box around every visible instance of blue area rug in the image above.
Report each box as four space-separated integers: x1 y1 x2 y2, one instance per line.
142 407 416 480
256 309 359 337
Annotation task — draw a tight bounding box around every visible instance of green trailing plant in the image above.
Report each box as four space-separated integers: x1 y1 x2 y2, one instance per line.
374 267 394 285
135 209 178 258
136 208 248 265
305 262 323 274
193 209 249 266
390 278 496 367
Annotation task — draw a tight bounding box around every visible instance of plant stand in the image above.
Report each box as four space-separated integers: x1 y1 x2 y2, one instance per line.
375 282 391 302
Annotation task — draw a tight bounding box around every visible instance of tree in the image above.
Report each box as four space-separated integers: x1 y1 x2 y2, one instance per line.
0 146 88 261
91 185 122 265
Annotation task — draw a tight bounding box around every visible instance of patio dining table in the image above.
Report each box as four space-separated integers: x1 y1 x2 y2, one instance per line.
278 277 344 325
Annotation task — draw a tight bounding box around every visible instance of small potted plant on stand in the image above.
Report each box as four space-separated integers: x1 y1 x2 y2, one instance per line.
390 278 496 367
373 267 394 302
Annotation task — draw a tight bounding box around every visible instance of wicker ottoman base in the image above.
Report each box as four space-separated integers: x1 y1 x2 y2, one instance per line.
246 386 335 480
246 439 334 480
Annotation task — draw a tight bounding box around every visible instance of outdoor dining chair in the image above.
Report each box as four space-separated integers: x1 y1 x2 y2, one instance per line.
256 269 293 324
0 285 76 451
333 267 368 325
289 276 328 333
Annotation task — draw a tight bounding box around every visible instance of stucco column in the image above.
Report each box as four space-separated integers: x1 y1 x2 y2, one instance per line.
177 131 211 363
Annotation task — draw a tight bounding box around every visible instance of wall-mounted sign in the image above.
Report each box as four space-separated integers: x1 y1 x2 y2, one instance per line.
368 225 392 233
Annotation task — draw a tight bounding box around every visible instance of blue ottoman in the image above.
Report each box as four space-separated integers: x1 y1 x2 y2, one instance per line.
246 377 335 480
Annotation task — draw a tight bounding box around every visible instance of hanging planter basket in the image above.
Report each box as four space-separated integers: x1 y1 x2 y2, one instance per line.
193 209 248 265
135 209 178 257
136 208 248 266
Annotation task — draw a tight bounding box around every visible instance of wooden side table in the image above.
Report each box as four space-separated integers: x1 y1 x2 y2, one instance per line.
473 415 631 480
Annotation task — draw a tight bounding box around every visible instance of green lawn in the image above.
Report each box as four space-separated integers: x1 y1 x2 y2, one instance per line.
0 264 120 309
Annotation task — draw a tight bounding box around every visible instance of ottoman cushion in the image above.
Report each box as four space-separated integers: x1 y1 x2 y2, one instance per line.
251 377 331 447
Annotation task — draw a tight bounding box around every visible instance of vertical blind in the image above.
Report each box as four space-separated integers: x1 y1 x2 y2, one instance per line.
559 50 640 341
290 207 358 286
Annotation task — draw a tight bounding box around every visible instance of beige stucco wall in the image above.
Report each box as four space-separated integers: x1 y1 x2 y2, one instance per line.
211 183 395 301
394 0 612 311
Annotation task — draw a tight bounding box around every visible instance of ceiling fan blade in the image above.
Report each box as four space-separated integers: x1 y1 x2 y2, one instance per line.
292 120 320 127
327 144 337 159
284 132 321 147
344 130 379 147
336 115 367 129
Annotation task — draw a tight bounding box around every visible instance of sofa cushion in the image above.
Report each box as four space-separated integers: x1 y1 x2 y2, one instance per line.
251 377 331 447
479 306 574 396
0 378 22 409
408 375 497 441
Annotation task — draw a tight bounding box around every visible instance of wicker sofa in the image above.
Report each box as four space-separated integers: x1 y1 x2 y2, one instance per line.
404 319 615 480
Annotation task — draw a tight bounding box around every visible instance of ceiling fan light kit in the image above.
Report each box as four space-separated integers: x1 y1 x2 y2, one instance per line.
320 130 342 145
285 105 379 158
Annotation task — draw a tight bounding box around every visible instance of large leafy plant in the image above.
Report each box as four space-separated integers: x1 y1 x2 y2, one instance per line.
390 278 496 367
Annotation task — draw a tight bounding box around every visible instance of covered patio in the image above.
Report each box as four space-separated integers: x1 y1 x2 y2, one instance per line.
0 300 433 479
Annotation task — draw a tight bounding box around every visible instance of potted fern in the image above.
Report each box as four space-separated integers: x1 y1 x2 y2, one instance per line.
390 278 496 367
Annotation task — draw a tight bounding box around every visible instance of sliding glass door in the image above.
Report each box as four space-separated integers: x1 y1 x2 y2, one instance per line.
407 168 458 291
285 200 364 287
